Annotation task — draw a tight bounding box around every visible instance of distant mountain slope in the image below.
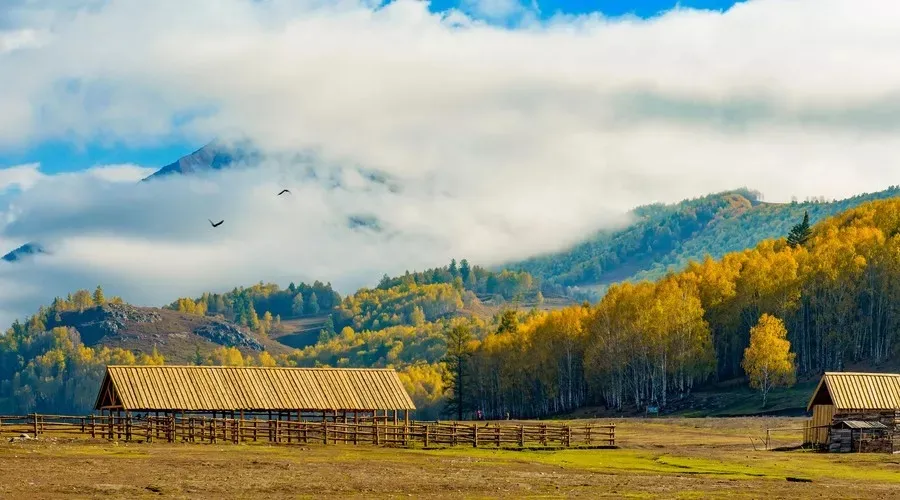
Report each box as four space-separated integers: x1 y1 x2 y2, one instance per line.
142 139 262 180
507 186 900 294
1 242 47 262
49 302 291 363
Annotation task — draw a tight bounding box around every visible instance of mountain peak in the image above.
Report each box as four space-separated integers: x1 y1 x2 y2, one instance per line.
142 139 262 181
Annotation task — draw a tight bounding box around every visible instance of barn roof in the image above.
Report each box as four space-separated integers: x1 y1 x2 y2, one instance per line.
94 365 416 412
806 372 900 412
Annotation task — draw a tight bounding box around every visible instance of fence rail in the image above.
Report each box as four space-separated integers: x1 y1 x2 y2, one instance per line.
0 414 614 449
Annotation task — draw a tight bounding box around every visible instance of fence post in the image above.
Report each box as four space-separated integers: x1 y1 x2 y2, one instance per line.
322 420 328 445
565 425 571 447
424 424 430 448
473 424 478 448
32 413 38 436
519 425 525 447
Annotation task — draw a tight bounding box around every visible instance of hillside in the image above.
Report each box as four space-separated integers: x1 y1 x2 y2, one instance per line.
48 302 292 363
507 186 900 296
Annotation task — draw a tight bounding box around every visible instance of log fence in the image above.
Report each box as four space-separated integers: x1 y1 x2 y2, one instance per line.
0 413 614 449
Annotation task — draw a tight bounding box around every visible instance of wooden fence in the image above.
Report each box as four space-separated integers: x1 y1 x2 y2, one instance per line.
0 414 614 449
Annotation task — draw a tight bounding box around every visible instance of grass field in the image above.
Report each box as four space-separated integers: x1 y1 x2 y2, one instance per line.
1 417 898 499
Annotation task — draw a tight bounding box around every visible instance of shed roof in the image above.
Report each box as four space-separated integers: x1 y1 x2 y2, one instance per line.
94 365 416 412
836 420 888 429
806 372 900 412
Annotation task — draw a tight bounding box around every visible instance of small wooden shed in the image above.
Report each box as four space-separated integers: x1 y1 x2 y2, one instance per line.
94 365 416 423
804 372 900 452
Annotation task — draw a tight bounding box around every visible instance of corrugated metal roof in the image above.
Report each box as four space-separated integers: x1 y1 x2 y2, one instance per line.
95 366 416 412
837 420 888 429
806 372 900 411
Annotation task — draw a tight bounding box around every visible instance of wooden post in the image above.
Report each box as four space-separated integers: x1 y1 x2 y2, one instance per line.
424 424 430 448
322 419 328 445
473 424 478 448
90 415 96 439
565 425 571 448
32 413 38 436
586 425 592 446
519 425 525 447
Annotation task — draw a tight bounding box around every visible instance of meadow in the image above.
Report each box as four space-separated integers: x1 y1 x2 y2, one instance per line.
1 417 897 499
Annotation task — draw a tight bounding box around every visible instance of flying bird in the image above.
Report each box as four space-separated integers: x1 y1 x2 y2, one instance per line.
208 219 224 228
277 189 291 196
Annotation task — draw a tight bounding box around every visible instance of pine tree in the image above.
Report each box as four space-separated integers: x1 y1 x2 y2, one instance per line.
92 285 106 306
442 324 474 421
497 309 519 334
786 211 811 247
307 292 320 315
292 293 304 316
459 259 471 283
449 259 459 277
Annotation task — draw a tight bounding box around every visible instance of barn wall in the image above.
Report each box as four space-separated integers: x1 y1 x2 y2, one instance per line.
804 404 835 445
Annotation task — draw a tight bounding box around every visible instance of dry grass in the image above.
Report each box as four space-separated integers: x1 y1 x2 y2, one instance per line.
1 417 897 499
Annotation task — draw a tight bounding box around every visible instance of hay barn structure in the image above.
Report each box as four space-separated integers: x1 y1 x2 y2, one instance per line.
94 365 416 424
803 372 900 453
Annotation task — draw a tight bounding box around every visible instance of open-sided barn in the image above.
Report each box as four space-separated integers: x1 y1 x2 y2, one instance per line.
94 365 417 423
804 372 900 453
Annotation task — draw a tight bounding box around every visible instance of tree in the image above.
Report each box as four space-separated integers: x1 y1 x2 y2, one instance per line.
786 211 811 247
535 290 544 306
449 259 459 277
262 311 274 334
410 306 426 327
72 289 93 312
193 345 204 366
292 293 305 316
318 316 336 343
497 309 519 335
742 314 797 406
92 285 106 306
459 259 471 283
442 324 474 421
307 292 320 315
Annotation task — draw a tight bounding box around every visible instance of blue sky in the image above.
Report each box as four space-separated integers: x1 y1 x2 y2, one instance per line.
0 0 745 175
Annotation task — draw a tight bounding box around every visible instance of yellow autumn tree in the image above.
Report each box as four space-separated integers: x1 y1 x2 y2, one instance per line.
741 314 796 406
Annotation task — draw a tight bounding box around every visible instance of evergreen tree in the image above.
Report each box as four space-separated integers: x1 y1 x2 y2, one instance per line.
442 324 474 421
193 345 204 366
449 259 458 277
307 292 320 315
459 259 471 283
786 211 812 247
497 309 519 335
318 316 336 343
292 293 305 316
92 285 106 306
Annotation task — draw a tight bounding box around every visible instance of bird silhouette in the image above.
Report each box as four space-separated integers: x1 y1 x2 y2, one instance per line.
208 219 224 228
277 189 291 196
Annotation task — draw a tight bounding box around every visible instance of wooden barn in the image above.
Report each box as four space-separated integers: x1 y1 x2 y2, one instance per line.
803 372 900 453
94 365 416 423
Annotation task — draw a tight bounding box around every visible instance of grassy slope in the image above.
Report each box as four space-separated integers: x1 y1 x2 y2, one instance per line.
508 186 900 293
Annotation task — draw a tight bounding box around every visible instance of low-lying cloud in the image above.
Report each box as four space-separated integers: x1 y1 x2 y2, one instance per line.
2 0 900 327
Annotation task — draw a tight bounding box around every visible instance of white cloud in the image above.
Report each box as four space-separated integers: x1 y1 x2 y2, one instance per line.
0 164 43 192
2 0 900 327
85 164 156 183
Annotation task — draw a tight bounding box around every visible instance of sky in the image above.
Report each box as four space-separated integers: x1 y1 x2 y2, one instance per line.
1 0 900 328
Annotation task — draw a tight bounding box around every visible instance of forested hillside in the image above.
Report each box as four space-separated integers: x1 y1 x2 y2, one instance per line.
508 187 900 296
457 197 900 418
5 198 900 419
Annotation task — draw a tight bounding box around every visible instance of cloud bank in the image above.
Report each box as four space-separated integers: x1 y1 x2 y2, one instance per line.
2 0 900 327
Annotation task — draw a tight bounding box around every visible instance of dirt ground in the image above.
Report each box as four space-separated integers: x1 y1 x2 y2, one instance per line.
1 417 898 499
